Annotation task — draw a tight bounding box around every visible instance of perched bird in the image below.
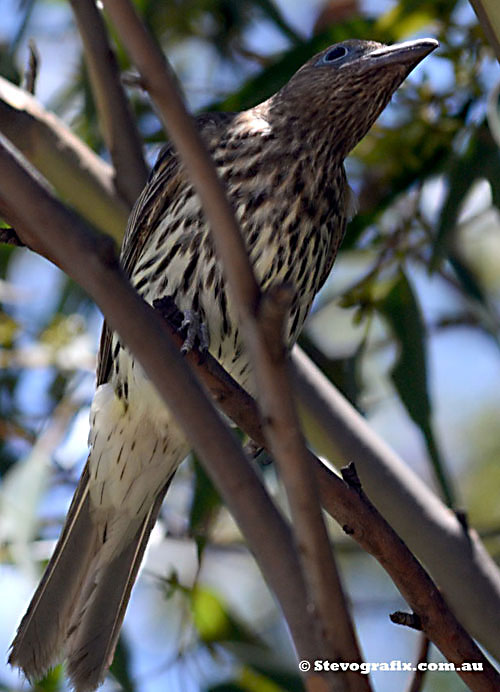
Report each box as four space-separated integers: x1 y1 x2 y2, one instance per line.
10 37 437 691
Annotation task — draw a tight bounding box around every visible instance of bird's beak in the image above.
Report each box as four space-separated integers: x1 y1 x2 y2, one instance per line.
365 38 439 69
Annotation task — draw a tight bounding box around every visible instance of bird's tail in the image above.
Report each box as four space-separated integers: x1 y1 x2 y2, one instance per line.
9 463 171 692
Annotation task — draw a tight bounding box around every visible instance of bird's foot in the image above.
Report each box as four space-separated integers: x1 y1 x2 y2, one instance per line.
153 296 210 360
180 310 210 358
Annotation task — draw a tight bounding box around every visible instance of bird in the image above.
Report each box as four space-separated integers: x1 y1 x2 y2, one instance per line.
9 37 437 691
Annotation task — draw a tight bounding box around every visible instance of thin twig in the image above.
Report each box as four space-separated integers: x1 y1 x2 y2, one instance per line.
69 0 148 205
390 612 422 630
100 0 261 314
314 462 499 692
142 293 500 691
255 287 367 692
24 40 39 95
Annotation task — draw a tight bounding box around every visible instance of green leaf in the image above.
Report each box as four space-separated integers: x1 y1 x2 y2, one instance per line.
218 665 292 691
298 333 363 410
189 456 223 560
448 252 488 305
0 313 18 347
432 123 500 270
35 664 64 692
376 271 456 506
208 661 303 692
109 636 136 692
377 273 431 425
191 586 262 647
376 5 435 39
376 0 455 37
237 661 304 692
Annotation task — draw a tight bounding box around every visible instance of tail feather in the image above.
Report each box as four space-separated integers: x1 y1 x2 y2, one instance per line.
66 483 169 691
10 466 173 692
8 465 99 680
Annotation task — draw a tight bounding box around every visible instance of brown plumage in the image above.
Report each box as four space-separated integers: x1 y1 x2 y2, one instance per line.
9 37 437 691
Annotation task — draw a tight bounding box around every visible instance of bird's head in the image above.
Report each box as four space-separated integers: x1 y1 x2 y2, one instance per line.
267 38 438 160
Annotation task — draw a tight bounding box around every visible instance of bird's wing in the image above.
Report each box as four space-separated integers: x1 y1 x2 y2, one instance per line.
96 111 236 386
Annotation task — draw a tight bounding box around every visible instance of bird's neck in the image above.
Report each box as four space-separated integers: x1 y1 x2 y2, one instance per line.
231 102 348 205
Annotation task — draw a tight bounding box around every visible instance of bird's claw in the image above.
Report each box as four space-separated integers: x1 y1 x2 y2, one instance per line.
180 309 210 358
153 297 210 359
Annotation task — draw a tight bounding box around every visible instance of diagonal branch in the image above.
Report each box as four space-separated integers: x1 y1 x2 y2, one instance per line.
99 2 363 685
156 302 500 692
292 346 500 664
254 286 366 691
4 64 500 667
69 0 148 205
0 76 129 240
4 62 500 664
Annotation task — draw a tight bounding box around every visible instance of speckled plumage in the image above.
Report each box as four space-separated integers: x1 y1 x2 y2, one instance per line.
10 37 437 691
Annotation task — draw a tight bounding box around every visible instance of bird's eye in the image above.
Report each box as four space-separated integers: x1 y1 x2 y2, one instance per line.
323 45 348 62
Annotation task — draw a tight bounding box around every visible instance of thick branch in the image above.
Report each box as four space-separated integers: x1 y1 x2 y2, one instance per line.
0 138 320 677
69 0 148 204
4 67 498 664
0 76 129 240
4 70 499 665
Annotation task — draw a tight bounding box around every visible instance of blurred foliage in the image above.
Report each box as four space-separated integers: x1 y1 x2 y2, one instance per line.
191 585 262 647
109 638 135 692
1 0 500 690
189 456 222 560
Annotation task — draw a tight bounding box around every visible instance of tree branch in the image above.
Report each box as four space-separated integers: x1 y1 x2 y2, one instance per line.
292 346 500 664
0 76 129 240
69 0 148 205
4 70 499 666
23 40 39 96
4 70 499 663
255 286 367 692
405 636 429 692
469 0 500 62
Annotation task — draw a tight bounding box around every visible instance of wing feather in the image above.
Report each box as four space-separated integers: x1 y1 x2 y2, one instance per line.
96 112 235 386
